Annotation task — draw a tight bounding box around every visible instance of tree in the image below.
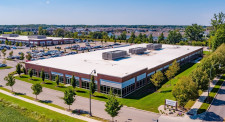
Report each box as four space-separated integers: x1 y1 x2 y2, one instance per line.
148 34 154 43
172 76 198 107
211 24 225 51
90 75 96 96
22 67 26 75
55 75 59 87
19 42 23 47
158 32 164 43
31 83 42 100
4 74 16 92
28 69 33 80
190 67 209 90
1 49 6 58
16 42 19 46
185 24 204 41
54 28 65 37
26 53 32 61
38 26 43 35
211 12 225 32
40 69 45 84
165 60 180 86
9 51 13 57
105 89 123 122
20 52 24 60
71 75 76 89
63 88 76 110
167 30 182 44
150 71 164 90
16 63 21 77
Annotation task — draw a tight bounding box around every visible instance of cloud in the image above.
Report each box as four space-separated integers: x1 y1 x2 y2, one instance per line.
46 0 50 4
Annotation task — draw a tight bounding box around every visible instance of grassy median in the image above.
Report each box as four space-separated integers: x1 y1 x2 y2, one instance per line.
0 66 12 70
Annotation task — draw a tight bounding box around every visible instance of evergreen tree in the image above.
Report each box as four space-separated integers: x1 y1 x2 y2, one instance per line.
71 75 76 89
16 63 21 77
158 32 164 43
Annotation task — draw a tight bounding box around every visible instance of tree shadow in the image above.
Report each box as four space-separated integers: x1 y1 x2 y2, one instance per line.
20 75 28 78
32 79 40 81
58 86 66 88
72 109 89 115
76 90 86 93
94 95 108 99
203 111 224 121
39 100 53 104
45 82 53 85
14 92 26 95
211 98 225 106
160 90 172 93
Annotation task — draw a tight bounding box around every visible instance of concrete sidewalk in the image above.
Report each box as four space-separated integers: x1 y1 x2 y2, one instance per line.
0 89 99 122
187 76 220 117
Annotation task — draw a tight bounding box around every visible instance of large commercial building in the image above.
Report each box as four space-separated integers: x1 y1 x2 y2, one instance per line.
25 44 203 97
0 34 74 46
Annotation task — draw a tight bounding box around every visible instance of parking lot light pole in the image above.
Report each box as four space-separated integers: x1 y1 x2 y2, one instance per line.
89 69 96 116
208 63 221 103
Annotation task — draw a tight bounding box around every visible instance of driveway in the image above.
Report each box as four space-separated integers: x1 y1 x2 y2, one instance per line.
0 59 160 122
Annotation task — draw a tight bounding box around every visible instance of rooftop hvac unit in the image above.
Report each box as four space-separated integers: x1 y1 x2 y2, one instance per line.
28 35 47 39
102 50 127 60
129 47 147 54
147 43 162 50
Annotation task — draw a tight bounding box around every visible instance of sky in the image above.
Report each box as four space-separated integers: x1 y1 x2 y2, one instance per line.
0 0 225 25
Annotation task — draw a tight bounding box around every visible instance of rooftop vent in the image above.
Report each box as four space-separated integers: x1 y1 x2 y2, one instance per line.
147 43 162 50
28 35 46 39
102 50 127 60
2 34 19 37
129 47 147 54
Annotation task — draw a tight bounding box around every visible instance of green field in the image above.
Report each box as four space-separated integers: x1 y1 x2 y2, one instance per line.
197 74 225 114
0 92 85 122
0 103 37 122
15 63 198 113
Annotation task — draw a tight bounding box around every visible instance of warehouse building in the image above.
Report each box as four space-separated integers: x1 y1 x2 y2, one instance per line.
25 44 203 97
0 34 74 46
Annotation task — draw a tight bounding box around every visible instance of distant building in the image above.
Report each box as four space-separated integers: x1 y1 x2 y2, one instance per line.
0 34 73 46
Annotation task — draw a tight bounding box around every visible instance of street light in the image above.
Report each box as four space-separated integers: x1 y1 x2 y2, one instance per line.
208 63 221 103
89 69 96 116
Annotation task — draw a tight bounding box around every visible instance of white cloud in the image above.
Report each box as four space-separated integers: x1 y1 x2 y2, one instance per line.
46 0 50 4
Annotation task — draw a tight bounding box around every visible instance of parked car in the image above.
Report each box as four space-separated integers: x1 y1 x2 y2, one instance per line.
0 63 7 67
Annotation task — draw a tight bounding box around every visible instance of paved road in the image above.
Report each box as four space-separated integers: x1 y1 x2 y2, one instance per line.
0 59 160 122
203 81 225 122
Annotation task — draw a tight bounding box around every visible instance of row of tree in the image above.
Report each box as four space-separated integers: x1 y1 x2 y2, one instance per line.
12 67 123 121
172 44 225 107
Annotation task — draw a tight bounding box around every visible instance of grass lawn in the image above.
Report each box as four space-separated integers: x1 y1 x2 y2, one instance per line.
197 74 225 114
0 66 12 70
0 103 37 122
203 51 211 55
0 92 85 122
15 63 198 113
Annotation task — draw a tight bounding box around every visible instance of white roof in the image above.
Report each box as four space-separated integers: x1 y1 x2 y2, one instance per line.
27 44 202 78
0 35 72 41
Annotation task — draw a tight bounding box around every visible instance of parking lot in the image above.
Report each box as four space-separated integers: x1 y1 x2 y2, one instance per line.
0 40 128 63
